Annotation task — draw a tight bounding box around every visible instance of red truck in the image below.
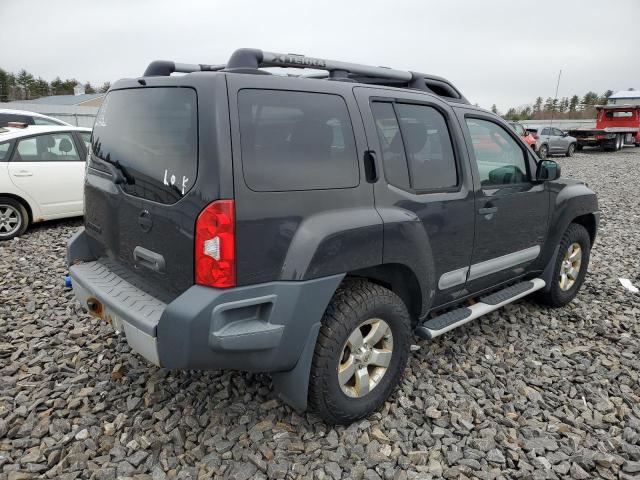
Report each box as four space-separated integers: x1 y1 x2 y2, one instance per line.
568 105 640 151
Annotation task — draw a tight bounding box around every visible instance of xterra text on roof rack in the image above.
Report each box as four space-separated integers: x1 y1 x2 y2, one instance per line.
67 48 599 424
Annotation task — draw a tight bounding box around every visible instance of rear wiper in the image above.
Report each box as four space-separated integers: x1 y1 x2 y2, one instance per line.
96 158 133 185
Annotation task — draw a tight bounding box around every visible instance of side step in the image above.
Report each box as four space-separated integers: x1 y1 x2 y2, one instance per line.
416 278 546 340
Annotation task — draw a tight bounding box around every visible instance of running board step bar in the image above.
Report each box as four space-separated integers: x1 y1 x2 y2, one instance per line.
416 278 546 340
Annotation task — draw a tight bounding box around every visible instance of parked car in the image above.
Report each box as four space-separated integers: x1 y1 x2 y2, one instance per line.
526 125 578 159
508 121 537 150
0 125 91 239
67 49 599 424
0 108 71 127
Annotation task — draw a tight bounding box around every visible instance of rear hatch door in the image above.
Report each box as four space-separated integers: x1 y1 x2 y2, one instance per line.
83 77 230 300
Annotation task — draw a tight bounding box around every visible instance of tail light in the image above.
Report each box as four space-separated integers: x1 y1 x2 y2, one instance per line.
195 200 235 288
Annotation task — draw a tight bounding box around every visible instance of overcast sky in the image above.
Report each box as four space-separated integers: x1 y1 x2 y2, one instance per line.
1 0 638 111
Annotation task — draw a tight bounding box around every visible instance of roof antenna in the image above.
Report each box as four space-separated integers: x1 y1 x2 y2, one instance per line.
549 69 562 132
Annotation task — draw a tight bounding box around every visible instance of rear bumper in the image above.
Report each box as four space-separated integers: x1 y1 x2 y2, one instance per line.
68 230 342 372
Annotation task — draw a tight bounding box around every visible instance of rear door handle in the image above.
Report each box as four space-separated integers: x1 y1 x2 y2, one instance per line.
478 206 498 215
13 170 33 177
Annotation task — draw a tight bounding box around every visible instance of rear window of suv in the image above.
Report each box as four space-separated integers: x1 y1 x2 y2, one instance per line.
238 89 358 191
91 87 198 204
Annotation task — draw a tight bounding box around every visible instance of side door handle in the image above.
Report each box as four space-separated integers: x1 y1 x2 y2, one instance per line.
13 170 33 177
363 150 378 183
478 206 498 215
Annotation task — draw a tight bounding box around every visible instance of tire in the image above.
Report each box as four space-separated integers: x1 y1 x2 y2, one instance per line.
538 144 548 159
534 223 591 308
565 143 576 157
576 144 583 151
0 197 29 240
308 279 411 424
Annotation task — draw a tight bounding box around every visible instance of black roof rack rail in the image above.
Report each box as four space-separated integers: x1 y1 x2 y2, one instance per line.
143 60 225 77
142 48 468 104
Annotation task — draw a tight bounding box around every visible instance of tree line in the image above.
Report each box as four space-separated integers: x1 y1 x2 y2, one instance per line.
0 67 110 102
490 90 615 121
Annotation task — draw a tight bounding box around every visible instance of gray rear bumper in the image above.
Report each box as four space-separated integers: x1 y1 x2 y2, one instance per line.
68 231 342 373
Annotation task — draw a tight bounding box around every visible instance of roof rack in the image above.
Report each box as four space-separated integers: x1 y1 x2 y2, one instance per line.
143 48 468 104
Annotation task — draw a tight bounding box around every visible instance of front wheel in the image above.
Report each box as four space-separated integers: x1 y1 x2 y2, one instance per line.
534 223 591 308
538 144 549 159
565 143 576 157
308 279 411 424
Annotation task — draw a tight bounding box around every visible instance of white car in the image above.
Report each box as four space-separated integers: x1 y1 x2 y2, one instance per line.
0 108 71 127
0 125 91 240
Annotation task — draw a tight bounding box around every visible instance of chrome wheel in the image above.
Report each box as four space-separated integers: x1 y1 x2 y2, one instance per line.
559 242 582 291
0 204 21 238
338 318 393 398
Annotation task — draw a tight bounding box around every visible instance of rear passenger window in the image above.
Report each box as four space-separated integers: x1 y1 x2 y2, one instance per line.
395 104 458 191
371 102 410 190
14 133 81 162
238 89 358 191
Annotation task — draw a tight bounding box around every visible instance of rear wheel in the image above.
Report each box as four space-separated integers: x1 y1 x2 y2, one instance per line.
534 223 591 307
565 143 576 157
0 197 28 241
538 144 549 159
308 279 411 424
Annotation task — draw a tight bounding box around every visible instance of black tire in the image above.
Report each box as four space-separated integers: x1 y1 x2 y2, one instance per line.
565 143 576 157
0 196 29 241
538 144 549 159
576 144 583 151
534 223 591 308
308 279 411 424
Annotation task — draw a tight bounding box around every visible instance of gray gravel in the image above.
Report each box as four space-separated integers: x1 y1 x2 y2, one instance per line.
1 147 639 480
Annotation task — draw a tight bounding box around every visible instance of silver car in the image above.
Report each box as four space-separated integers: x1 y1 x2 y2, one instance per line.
526 126 577 159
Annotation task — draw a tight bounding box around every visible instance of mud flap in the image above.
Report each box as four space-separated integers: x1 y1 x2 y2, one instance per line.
271 322 321 412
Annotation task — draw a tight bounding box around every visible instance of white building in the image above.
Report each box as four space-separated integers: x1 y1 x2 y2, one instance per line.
609 89 640 106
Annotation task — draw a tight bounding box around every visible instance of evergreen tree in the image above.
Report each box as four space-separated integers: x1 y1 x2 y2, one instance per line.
490 104 498 114
84 82 96 94
16 69 35 99
569 95 580 112
533 97 543 113
98 82 111 93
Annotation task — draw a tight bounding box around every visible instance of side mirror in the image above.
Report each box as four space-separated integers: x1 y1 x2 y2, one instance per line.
537 160 561 181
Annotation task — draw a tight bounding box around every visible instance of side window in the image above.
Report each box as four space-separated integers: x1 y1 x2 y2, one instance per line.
465 118 528 186
553 128 564 136
0 142 10 161
371 102 410 190
14 133 81 162
0 113 30 126
80 132 91 152
395 103 458 190
238 89 358 191
33 116 63 126
541 127 551 136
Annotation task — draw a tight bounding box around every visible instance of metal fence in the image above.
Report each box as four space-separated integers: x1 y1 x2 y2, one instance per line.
520 119 596 130
2 103 98 128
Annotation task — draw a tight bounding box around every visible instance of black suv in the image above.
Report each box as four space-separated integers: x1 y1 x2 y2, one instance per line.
68 49 599 424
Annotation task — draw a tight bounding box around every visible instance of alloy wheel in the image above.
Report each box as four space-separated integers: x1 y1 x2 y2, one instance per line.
337 318 393 398
559 242 582 291
0 204 21 238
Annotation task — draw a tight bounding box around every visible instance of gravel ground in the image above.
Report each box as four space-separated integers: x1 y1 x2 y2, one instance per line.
1 148 639 480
